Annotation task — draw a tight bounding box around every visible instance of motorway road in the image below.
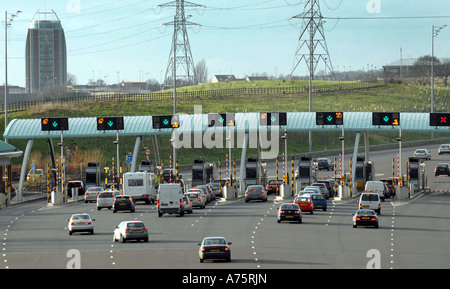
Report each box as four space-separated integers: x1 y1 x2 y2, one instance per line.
0 190 448 269
0 144 449 270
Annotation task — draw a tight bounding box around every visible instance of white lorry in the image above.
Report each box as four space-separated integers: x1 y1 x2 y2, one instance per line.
123 172 157 204
157 183 184 217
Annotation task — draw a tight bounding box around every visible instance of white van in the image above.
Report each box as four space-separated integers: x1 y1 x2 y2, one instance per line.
123 172 156 204
157 183 184 217
359 193 381 214
365 181 388 201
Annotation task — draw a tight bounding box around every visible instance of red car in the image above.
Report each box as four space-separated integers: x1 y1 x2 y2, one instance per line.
266 180 281 195
293 196 314 215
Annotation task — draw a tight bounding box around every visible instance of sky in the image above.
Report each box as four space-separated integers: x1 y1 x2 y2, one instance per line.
1 0 449 87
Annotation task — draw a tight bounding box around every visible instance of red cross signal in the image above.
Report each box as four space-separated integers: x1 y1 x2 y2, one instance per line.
441 117 447 123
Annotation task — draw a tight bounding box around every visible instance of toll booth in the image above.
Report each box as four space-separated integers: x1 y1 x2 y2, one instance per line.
245 157 267 187
85 162 101 188
354 156 365 190
297 156 316 188
354 156 374 190
364 161 374 183
192 159 206 187
205 163 217 184
407 157 421 192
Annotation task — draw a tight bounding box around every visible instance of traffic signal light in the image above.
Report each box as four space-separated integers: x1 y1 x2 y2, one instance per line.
41 117 69 131
430 113 450 126
152 115 180 129
97 117 124 130
372 112 400 126
316 112 344 125
260 112 287 126
208 113 235 127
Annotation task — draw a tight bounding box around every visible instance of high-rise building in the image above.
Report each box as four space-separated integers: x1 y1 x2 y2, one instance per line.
25 10 67 94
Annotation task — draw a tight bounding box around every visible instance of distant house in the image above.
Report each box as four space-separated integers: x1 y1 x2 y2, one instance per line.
246 76 268 81
383 58 418 78
211 75 236 83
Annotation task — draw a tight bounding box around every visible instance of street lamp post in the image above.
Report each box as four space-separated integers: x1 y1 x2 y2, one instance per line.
431 24 447 113
4 10 21 140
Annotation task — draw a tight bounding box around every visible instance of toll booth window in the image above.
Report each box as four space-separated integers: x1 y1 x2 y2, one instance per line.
128 179 143 187
246 168 257 179
192 169 204 181
86 173 97 183
355 166 364 178
299 167 310 177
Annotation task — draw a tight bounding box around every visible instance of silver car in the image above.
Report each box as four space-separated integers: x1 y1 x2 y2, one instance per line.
199 236 232 263
68 213 95 235
97 190 116 210
438 144 450 155
113 221 148 243
84 186 103 203
245 185 267 202
183 195 193 214
414 148 431 160
186 191 206 209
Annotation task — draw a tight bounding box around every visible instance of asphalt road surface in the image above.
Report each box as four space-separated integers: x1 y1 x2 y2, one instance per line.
1 144 449 271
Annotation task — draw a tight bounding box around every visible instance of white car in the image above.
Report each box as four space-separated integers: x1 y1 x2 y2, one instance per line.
438 144 450 155
365 180 389 200
359 193 381 214
113 221 148 243
414 148 431 160
68 213 95 235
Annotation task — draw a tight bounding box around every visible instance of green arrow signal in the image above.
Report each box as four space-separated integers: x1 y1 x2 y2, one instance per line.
271 116 277 122
327 115 333 122
52 121 58 127
108 121 114 127
219 117 225 123
163 119 169 125
383 116 389 122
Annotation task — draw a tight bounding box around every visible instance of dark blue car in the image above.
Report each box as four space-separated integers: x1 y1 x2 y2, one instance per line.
310 193 327 211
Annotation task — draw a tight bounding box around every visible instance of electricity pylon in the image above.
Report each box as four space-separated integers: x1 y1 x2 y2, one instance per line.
289 0 335 81
159 0 203 89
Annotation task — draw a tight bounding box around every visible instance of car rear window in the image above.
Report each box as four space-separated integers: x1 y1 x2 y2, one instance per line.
281 204 299 210
127 222 144 228
99 192 114 198
311 194 325 200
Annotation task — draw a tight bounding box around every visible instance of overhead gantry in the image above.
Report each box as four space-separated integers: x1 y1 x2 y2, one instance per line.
4 112 449 201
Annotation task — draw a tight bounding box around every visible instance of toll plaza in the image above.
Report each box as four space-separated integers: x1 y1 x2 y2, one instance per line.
3 112 450 202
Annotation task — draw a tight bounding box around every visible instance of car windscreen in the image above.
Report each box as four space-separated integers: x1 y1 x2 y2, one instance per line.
361 194 378 201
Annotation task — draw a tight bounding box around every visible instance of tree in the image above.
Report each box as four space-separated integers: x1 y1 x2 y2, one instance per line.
413 55 440 86
195 59 208 84
436 58 450 87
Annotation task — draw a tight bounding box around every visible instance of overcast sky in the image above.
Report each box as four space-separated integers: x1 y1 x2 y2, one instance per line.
1 0 449 87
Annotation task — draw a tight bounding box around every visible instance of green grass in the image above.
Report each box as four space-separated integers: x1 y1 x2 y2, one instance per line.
5 80 450 169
